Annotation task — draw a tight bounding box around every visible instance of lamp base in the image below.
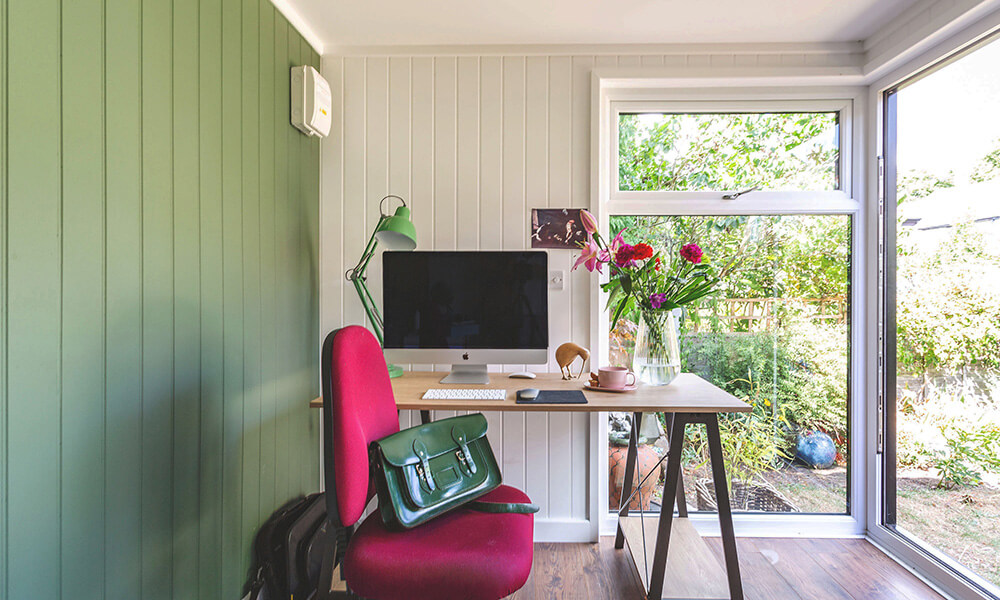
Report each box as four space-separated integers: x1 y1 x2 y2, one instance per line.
387 362 404 379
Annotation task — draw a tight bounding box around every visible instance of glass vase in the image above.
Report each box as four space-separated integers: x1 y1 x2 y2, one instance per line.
633 308 681 386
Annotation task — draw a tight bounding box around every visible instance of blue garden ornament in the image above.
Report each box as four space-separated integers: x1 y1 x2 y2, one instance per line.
795 430 837 469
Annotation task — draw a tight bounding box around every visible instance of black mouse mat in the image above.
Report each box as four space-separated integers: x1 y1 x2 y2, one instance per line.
516 390 588 404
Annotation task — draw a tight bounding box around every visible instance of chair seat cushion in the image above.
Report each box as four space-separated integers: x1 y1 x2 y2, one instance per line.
344 485 534 600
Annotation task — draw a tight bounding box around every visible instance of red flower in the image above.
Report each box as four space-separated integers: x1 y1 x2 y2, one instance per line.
614 244 637 266
680 243 704 264
633 243 653 260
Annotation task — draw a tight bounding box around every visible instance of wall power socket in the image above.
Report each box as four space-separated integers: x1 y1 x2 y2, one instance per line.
549 270 565 291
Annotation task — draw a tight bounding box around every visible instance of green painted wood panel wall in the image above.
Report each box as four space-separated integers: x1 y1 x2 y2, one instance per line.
0 0 322 597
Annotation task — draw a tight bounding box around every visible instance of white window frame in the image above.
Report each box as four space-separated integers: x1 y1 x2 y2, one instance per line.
590 80 868 540
611 99 853 209
867 11 1000 600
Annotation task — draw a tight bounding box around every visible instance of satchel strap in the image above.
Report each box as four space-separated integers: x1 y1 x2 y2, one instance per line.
451 426 478 475
467 501 540 514
411 439 436 491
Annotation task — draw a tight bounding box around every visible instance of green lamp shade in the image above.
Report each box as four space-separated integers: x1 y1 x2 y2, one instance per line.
374 205 418 250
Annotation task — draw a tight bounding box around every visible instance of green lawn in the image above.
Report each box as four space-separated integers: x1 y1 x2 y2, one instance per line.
897 476 1000 589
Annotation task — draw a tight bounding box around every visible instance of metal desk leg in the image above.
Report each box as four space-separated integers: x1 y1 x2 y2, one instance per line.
420 410 431 424
646 414 687 599
706 413 744 600
664 414 688 518
614 412 643 549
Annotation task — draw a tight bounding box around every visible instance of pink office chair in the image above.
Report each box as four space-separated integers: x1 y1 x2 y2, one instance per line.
321 326 534 600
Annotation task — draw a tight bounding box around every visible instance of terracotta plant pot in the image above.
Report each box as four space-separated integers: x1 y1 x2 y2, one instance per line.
609 443 662 511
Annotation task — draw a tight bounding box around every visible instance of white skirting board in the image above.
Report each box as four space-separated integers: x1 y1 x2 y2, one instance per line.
534 518 597 543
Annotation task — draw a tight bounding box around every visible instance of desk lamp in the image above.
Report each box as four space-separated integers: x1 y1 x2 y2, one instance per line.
345 194 417 378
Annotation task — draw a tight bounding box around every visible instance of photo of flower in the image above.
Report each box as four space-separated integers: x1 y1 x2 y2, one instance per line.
530 208 589 249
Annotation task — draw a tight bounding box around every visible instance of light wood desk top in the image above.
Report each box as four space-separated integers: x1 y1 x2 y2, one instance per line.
310 371 749 414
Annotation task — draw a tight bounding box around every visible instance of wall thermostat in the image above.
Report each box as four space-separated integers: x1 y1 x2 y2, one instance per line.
291 65 332 138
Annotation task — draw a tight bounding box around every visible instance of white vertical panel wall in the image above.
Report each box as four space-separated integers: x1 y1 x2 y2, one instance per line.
320 53 598 541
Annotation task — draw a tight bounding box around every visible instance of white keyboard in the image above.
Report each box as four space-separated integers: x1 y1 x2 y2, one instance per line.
421 388 507 401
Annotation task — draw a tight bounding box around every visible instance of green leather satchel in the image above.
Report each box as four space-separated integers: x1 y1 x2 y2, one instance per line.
369 413 538 530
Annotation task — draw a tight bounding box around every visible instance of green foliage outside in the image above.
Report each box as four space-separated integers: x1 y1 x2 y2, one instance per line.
610 214 848 303
609 112 851 510
618 112 839 192
896 224 1000 374
893 142 1000 489
896 169 954 205
897 387 1000 489
609 213 850 512
970 137 1000 183
935 425 1000 489
611 213 850 439
681 318 849 435
609 112 1000 506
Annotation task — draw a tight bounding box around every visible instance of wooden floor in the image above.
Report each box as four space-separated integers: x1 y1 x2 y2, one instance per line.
508 536 948 600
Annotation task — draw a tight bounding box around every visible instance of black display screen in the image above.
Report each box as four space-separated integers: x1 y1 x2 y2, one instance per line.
382 251 549 350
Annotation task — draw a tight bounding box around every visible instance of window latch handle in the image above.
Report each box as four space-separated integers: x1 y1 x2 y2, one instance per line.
722 186 759 200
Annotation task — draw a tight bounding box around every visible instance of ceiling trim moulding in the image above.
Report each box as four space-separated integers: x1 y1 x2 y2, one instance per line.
321 41 864 58
271 0 325 54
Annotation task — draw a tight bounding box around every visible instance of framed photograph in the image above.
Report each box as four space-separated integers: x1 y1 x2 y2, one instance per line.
530 208 587 249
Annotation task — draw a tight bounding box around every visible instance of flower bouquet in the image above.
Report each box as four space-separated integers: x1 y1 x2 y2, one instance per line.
572 210 718 385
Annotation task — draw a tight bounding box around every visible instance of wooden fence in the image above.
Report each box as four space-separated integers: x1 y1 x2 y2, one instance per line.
688 296 847 332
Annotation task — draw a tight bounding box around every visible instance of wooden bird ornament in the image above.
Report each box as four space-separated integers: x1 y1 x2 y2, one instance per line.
555 342 590 380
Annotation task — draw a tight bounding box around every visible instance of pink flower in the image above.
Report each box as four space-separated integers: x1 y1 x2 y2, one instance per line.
680 243 704 264
649 293 669 309
572 235 608 273
579 209 598 234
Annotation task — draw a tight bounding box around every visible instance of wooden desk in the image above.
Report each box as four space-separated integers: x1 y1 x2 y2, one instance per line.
311 371 749 600
308 372 749 414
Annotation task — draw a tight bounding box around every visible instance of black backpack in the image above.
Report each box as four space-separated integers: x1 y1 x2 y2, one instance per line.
246 492 343 600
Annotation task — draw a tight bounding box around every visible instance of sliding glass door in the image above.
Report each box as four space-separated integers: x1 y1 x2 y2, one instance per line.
882 33 1000 597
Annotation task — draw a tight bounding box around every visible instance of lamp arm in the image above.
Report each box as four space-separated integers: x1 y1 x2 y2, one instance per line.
347 215 386 281
352 277 385 345
357 272 384 331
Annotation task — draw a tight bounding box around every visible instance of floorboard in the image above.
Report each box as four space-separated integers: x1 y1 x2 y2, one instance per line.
508 536 947 600
744 537 856 600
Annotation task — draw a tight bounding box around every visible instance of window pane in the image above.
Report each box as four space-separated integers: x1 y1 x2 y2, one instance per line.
892 33 1000 592
618 112 840 191
608 215 850 515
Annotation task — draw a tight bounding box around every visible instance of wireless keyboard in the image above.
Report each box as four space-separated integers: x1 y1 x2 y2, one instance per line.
421 388 507 401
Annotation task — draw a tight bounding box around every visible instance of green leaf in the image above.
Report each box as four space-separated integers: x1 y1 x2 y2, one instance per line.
610 297 631 331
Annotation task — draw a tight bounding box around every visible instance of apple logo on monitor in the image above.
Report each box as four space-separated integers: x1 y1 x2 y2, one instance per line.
463 353 470 361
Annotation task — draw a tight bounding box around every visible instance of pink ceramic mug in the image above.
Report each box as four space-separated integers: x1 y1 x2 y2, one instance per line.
598 366 636 389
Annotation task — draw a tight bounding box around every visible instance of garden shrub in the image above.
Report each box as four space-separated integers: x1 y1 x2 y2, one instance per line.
896 223 1000 374
679 315 847 442
935 423 1000 488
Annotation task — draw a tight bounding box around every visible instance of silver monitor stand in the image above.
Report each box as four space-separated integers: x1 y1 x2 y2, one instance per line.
440 364 490 385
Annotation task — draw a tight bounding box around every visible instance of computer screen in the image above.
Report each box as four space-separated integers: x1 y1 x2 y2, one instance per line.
382 251 549 351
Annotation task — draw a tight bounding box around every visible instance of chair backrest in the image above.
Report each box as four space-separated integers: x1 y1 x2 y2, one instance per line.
321 326 400 528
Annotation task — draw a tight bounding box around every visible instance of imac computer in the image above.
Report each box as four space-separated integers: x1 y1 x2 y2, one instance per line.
382 251 549 384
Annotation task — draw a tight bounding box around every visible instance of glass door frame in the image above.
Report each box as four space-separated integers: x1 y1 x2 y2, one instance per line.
592 80 868 538
869 14 1000 600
